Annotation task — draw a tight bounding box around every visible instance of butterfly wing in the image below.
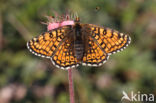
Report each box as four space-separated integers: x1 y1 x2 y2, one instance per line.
27 28 66 58
82 36 109 66
51 39 79 69
88 24 131 55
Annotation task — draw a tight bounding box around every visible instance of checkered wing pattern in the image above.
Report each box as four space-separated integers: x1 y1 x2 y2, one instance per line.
51 39 79 69
27 22 131 69
89 24 131 55
27 29 66 58
82 36 109 66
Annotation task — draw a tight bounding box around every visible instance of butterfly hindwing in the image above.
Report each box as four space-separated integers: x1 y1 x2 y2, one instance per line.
88 24 131 55
82 36 109 66
51 39 79 69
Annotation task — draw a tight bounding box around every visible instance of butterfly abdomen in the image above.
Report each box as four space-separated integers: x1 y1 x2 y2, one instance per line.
74 40 84 61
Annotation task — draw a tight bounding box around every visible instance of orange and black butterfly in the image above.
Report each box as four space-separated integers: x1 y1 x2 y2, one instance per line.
27 17 131 69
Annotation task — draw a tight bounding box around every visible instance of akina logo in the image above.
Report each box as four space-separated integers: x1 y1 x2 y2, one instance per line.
121 91 154 102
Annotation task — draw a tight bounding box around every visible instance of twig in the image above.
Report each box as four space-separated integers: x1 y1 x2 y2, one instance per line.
68 69 75 103
7 15 32 41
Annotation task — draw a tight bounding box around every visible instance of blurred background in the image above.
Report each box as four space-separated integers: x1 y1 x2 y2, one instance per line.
0 0 156 103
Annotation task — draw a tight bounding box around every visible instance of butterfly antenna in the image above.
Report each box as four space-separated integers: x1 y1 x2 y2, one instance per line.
70 12 74 20
75 12 78 18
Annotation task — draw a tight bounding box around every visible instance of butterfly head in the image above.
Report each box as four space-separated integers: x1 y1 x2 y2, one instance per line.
74 17 80 23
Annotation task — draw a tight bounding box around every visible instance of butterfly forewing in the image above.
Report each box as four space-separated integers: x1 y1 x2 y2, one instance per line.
88 24 131 55
27 28 66 58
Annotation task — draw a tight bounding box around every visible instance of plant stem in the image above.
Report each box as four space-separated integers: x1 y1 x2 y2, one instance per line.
68 69 75 103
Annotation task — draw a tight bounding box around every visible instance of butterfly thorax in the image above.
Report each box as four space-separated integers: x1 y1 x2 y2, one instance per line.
74 23 85 62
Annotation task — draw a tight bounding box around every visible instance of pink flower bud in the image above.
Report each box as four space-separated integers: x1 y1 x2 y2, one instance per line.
47 20 74 31
60 20 74 27
47 22 60 31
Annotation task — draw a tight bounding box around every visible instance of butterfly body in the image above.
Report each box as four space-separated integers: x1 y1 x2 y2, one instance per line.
27 19 131 69
73 23 85 62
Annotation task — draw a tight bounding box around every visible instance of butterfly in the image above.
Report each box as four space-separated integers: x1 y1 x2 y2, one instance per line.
27 17 131 69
